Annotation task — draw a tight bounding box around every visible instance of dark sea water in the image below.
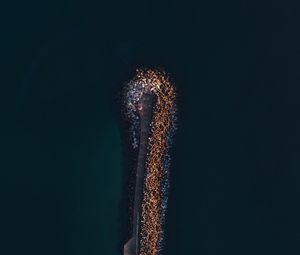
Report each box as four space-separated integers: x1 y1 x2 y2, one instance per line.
1 1 300 255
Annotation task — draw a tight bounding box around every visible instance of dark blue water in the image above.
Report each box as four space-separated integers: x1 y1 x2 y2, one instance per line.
1 1 300 255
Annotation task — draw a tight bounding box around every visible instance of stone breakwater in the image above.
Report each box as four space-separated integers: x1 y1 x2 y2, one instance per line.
124 69 177 255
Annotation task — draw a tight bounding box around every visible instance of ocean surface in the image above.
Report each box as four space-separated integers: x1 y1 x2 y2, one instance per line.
1 1 300 255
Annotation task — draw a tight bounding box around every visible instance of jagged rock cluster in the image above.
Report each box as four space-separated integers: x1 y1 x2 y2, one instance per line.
124 69 177 255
